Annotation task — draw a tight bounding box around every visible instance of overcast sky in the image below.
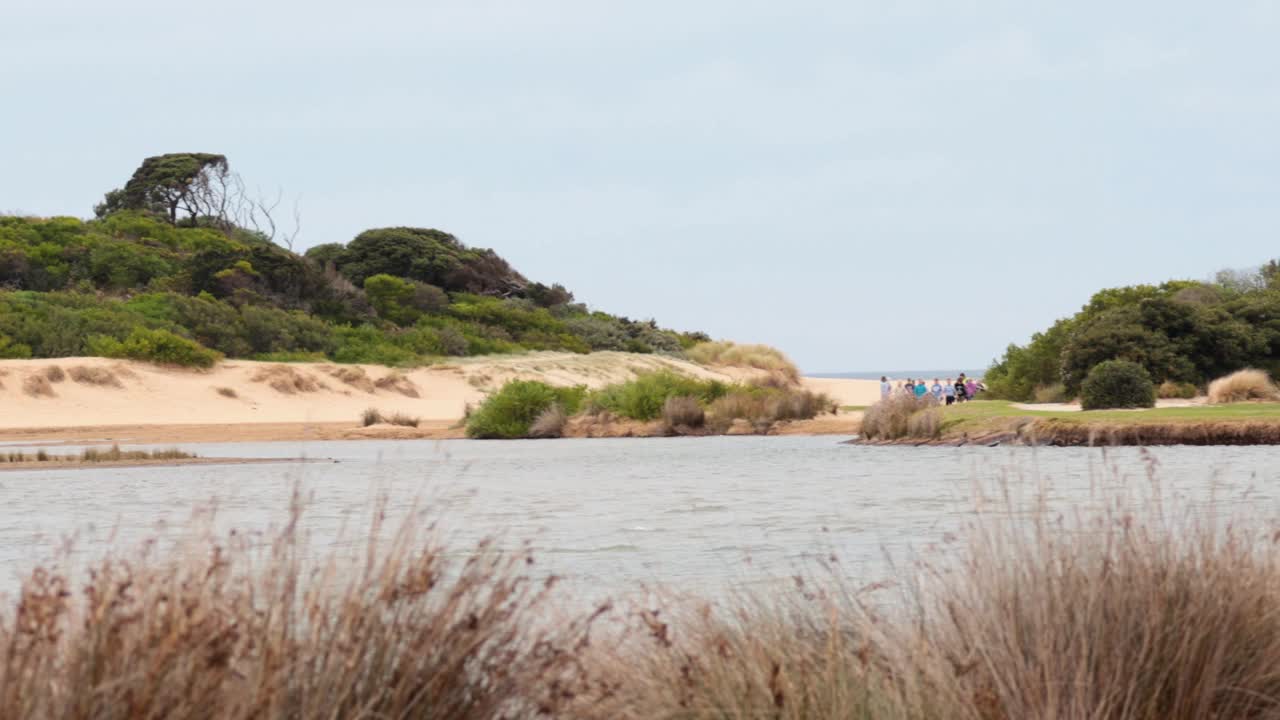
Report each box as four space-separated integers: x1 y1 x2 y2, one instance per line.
3 1 1279 372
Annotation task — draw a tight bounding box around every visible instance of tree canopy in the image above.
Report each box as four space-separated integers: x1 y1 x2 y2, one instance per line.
0 153 707 367
96 153 230 225
985 271 1280 400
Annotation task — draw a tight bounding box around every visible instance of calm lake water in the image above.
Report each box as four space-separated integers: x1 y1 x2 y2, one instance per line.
0 437 1278 598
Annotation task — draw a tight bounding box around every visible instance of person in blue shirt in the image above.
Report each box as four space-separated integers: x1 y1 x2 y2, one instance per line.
943 378 957 405
913 379 928 399
931 378 943 402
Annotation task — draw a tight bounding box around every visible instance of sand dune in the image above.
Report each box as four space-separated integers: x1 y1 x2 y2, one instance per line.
0 353 878 443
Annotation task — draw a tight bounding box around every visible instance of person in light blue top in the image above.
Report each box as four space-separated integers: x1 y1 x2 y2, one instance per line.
913 379 928 399
880 376 892 399
931 378 943 401
943 378 956 405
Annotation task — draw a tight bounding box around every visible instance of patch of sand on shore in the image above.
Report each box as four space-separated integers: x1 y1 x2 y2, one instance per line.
800 377 881 407
1010 398 1207 412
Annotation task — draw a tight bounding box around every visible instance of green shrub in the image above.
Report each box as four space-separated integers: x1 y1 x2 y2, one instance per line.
466 380 587 439
1080 359 1156 410
589 371 730 421
87 327 221 368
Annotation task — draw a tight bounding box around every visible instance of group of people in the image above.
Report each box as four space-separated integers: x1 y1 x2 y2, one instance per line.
879 373 984 406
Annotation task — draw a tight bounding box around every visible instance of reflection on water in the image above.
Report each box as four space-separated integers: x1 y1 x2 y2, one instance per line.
0 437 1277 596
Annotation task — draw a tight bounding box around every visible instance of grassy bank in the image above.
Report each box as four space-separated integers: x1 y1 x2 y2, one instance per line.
864 399 1280 445
4 478 1280 719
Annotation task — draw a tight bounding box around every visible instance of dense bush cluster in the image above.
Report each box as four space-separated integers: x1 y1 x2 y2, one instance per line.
0 155 707 366
467 372 833 438
1080 359 1156 410
465 380 588 439
985 269 1280 401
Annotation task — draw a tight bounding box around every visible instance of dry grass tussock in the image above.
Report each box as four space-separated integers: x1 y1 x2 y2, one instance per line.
21 374 55 398
575 469 1280 720
375 370 421 397
687 341 799 383
68 365 123 387
1208 368 1280 404
41 365 65 383
6 473 1280 719
323 364 376 393
252 365 327 394
0 492 590 720
528 404 569 438
214 386 238 398
860 394 936 440
360 408 422 428
661 396 705 433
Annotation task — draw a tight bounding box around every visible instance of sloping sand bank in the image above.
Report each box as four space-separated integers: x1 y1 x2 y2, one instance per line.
0 354 875 443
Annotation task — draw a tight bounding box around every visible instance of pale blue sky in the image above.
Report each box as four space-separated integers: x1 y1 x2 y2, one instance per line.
3 1 1279 372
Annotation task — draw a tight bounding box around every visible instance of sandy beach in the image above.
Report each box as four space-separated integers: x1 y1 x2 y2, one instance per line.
0 354 877 444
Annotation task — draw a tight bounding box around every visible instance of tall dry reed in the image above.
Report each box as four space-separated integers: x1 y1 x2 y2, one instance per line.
8 470 1280 720
0 492 589 720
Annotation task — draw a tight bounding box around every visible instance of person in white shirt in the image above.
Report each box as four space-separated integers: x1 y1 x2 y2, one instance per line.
880 376 892 400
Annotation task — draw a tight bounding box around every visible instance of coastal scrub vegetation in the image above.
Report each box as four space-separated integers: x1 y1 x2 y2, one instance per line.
465 380 588 439
467 372 835 438
0 154 708 368
984 262 1280 401
8 478 1280 718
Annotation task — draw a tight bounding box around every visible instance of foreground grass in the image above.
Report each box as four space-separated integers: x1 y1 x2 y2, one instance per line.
6 477 1280 719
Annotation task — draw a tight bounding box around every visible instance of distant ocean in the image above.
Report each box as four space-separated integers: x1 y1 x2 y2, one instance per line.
806 369 987 380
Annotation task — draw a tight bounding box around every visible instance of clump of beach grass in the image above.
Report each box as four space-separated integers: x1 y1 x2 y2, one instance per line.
68 365 123 387
214 386 238 398
324 365 376 393
253 365 326 394
686 340 800 383
22 375 55 397
1207 368 1280 404
360 408 421 428
375 370 421 397
859 395 936 440
41 365 65 383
